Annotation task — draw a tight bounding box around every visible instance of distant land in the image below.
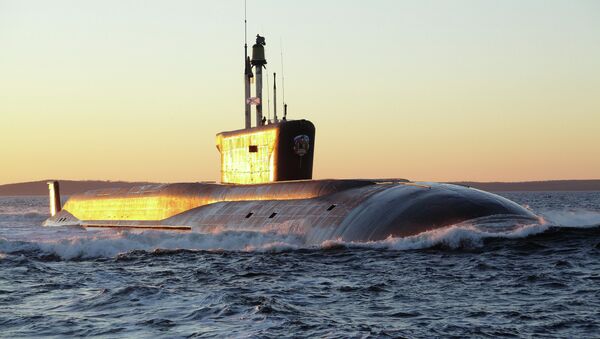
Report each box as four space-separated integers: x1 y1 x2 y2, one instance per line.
454 180 600 192
1 179 600 196
0 180 156 196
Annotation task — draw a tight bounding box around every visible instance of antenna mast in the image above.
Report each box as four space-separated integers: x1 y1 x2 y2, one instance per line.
251 35 267 126
266 66 270 122
243 0 253 128
273 72 278 123
281 39 287 120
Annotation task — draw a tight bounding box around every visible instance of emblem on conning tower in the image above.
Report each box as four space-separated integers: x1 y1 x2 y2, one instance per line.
293 135 310 156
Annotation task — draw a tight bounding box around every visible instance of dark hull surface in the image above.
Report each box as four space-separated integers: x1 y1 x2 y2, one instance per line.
44 180 538 244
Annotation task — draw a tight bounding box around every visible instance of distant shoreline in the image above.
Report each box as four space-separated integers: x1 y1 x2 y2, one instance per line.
0 180 158 197
453 180 600 192
1 179 599 196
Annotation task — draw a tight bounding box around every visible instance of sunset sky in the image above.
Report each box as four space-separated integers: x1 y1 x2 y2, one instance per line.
1 0 599 185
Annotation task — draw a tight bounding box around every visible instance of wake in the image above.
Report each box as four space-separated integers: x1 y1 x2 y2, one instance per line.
0 208 598 260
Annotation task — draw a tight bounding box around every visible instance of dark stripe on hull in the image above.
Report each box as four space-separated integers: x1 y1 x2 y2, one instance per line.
83 225 192 231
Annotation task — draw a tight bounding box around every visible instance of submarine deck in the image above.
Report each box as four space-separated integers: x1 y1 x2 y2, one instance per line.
60 179 407 222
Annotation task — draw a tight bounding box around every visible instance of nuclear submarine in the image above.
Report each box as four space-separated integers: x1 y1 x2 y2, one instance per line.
43 34 538 243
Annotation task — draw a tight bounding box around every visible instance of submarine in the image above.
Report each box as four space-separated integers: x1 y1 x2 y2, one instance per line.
43 33 538 244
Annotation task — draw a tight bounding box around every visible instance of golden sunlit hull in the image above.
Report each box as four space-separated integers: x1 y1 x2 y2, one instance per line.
43 179 538 243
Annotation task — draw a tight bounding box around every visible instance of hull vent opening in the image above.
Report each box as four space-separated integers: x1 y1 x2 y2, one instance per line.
327 204 337 211
268 212 277 219
245 212 254 218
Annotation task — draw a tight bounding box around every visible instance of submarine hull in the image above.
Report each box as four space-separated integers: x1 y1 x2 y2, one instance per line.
44 180 538 243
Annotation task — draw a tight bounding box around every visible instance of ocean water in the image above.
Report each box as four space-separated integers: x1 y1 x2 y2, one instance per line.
1 192 600 338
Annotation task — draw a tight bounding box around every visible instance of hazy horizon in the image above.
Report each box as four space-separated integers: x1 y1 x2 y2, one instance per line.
3 178 600 188
1 0 599 185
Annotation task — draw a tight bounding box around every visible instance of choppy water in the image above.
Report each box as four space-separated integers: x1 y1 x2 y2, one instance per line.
1 192 600 338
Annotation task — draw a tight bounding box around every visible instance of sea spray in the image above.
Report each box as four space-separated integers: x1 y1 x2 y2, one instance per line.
0 216 548 259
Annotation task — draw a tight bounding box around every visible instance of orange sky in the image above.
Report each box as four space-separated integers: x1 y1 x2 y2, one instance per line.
1 0 599 185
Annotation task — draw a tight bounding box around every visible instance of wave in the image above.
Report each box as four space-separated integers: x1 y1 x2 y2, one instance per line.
0 219 545 260
0 230 305 260
0 212 48 223
0 207 598 260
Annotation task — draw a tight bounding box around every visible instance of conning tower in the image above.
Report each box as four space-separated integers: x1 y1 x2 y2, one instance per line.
216 34 315 185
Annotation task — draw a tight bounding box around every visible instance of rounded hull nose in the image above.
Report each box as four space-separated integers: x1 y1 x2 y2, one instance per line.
336 183 537 241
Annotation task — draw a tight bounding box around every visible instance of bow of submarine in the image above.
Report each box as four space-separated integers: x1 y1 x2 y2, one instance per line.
330 182 538 242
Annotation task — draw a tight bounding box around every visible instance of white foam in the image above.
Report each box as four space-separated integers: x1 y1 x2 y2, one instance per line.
0 230 306 259
0 218 551 259
319 220 551 251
